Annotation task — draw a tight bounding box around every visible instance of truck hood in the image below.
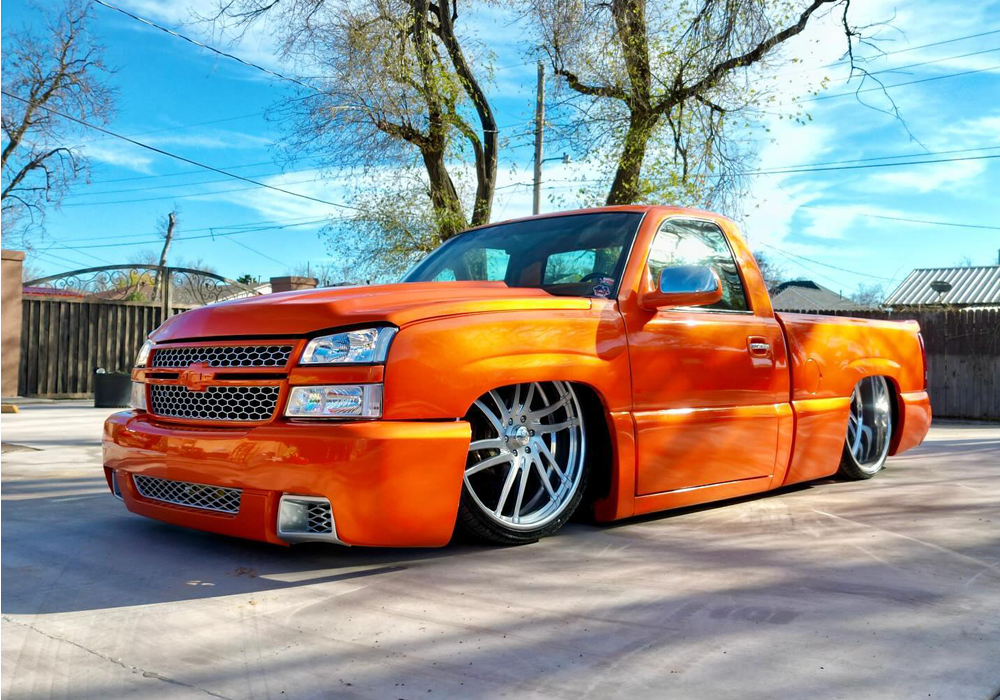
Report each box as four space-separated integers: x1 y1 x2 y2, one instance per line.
149 281 593 342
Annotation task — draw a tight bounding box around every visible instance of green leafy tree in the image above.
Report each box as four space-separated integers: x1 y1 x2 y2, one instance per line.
530 0 868 209
211 0 498 241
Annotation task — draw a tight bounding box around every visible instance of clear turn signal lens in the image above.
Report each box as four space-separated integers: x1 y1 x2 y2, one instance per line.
130 382 146 411
285 384 382 419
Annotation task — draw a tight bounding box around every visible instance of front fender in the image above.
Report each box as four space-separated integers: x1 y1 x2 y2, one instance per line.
382 303 631 420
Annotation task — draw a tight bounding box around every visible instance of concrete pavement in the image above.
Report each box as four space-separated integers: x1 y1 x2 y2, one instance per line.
2 404 998 700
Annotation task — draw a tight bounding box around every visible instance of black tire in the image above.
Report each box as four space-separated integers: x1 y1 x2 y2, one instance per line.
456 382 590 545
837 376 893 480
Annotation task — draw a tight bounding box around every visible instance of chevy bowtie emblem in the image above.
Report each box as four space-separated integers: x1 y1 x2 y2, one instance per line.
178 363 215 392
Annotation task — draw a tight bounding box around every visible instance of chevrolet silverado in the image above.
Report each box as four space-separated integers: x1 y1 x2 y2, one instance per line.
103 206 932 546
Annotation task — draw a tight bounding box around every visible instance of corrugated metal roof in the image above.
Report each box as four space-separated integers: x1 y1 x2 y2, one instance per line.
885 266 1000 306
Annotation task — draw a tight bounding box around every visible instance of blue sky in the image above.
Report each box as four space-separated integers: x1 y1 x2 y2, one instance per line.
6 0 999 295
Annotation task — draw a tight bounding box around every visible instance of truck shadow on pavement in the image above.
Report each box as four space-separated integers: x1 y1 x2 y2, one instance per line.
2 430 997 621
0 472 828 616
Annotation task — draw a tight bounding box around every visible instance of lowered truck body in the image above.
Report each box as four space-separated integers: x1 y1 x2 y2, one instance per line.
103 206 931 546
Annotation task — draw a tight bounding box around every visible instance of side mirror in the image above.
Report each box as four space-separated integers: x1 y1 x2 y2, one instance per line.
639 265 723 310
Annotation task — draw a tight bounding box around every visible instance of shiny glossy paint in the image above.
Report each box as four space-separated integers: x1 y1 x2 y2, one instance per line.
103 205 931 546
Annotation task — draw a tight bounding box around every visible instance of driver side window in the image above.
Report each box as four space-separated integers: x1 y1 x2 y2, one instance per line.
647 219 749 311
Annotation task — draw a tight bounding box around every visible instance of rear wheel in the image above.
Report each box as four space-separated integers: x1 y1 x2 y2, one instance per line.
457 382 588 544
837 376 893 480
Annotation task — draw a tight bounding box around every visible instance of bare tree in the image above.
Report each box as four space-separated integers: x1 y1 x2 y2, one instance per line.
210 0 498 241
1 0 116 248
530 0 872 209
152 210 178 301
752 251 787 291
851 282 885 308
287 259 357 286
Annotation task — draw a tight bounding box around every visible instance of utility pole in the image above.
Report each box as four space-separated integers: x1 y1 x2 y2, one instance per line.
532 62 545 216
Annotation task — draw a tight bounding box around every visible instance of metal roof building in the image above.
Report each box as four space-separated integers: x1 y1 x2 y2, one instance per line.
885 266 1000 308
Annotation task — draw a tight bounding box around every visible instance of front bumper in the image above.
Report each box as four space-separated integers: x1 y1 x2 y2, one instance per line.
103 411 471 547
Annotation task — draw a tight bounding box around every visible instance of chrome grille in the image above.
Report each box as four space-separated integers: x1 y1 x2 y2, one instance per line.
151 345 293 368
133 475 241 514
149 384 280 422
307 502 334 533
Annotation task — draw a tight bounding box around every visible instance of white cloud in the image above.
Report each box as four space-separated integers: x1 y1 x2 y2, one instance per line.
145 130 273 150
205 169 353 220
869 159 988 194
81 142 155 172
117 0 289 76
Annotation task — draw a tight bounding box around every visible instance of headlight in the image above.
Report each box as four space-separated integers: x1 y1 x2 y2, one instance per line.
285 384 382 419
130 382 147 411
300 327 396 365
135 340 153 368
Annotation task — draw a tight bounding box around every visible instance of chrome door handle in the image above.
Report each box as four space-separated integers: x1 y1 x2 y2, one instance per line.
747 337 771 357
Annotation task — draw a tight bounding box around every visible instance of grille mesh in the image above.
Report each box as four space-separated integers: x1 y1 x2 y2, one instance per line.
133 474 242 513
151 345 293 368
307 501 334 533
149 384 280 422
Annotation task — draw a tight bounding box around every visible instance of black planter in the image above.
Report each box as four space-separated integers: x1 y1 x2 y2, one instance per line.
94 372 132 408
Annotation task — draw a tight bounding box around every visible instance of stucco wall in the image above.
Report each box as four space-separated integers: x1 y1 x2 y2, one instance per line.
2 249 25 397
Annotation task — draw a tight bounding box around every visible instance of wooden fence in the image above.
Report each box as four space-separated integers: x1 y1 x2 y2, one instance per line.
791 308 999 420
17 297 1000 419
18 297 194 398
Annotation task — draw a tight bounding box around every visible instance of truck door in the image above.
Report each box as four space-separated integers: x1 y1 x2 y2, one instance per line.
623 217 789 495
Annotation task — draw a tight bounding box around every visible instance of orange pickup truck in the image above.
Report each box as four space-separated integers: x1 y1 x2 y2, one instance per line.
104 206 931 547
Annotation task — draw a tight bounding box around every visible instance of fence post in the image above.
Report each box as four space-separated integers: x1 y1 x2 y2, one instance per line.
161 268 173 319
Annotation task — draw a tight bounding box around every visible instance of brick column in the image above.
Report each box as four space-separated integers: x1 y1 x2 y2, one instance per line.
1 249 25 397
269 276 318 293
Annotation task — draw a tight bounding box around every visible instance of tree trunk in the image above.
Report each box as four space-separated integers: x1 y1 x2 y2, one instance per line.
605 112 659 205
153 211 176 302
422 149 466 239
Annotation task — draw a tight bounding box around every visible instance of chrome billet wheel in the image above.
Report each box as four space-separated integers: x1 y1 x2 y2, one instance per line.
838 375 893 480
457 382 588 544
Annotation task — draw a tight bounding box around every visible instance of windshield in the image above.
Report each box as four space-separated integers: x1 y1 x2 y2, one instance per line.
401 212 644 298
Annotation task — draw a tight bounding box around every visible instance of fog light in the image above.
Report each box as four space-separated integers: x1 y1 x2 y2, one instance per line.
277 499 309 532
277 495 343 544
130 382 146 411
285 384 382 419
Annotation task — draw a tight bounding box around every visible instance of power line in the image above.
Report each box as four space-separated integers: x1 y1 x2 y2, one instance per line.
54 214 335 243
1 91 358 212
525 153 1000 190
819 29 1000 69
49 217 347 250
796 207 1000 231
67 147 1000 207
85 157 331 186
92 0 321 93
799 65 1000 103
225 236 291 267
859 46 1000 78
753 145 1000 170
66 165 345 198
61 175 331 207
87 159 291 185
759 243 897 282
750 153 1000 175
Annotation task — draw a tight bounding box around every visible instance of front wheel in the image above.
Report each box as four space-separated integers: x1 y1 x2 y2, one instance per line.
837 376 893 480
457 381 588 544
